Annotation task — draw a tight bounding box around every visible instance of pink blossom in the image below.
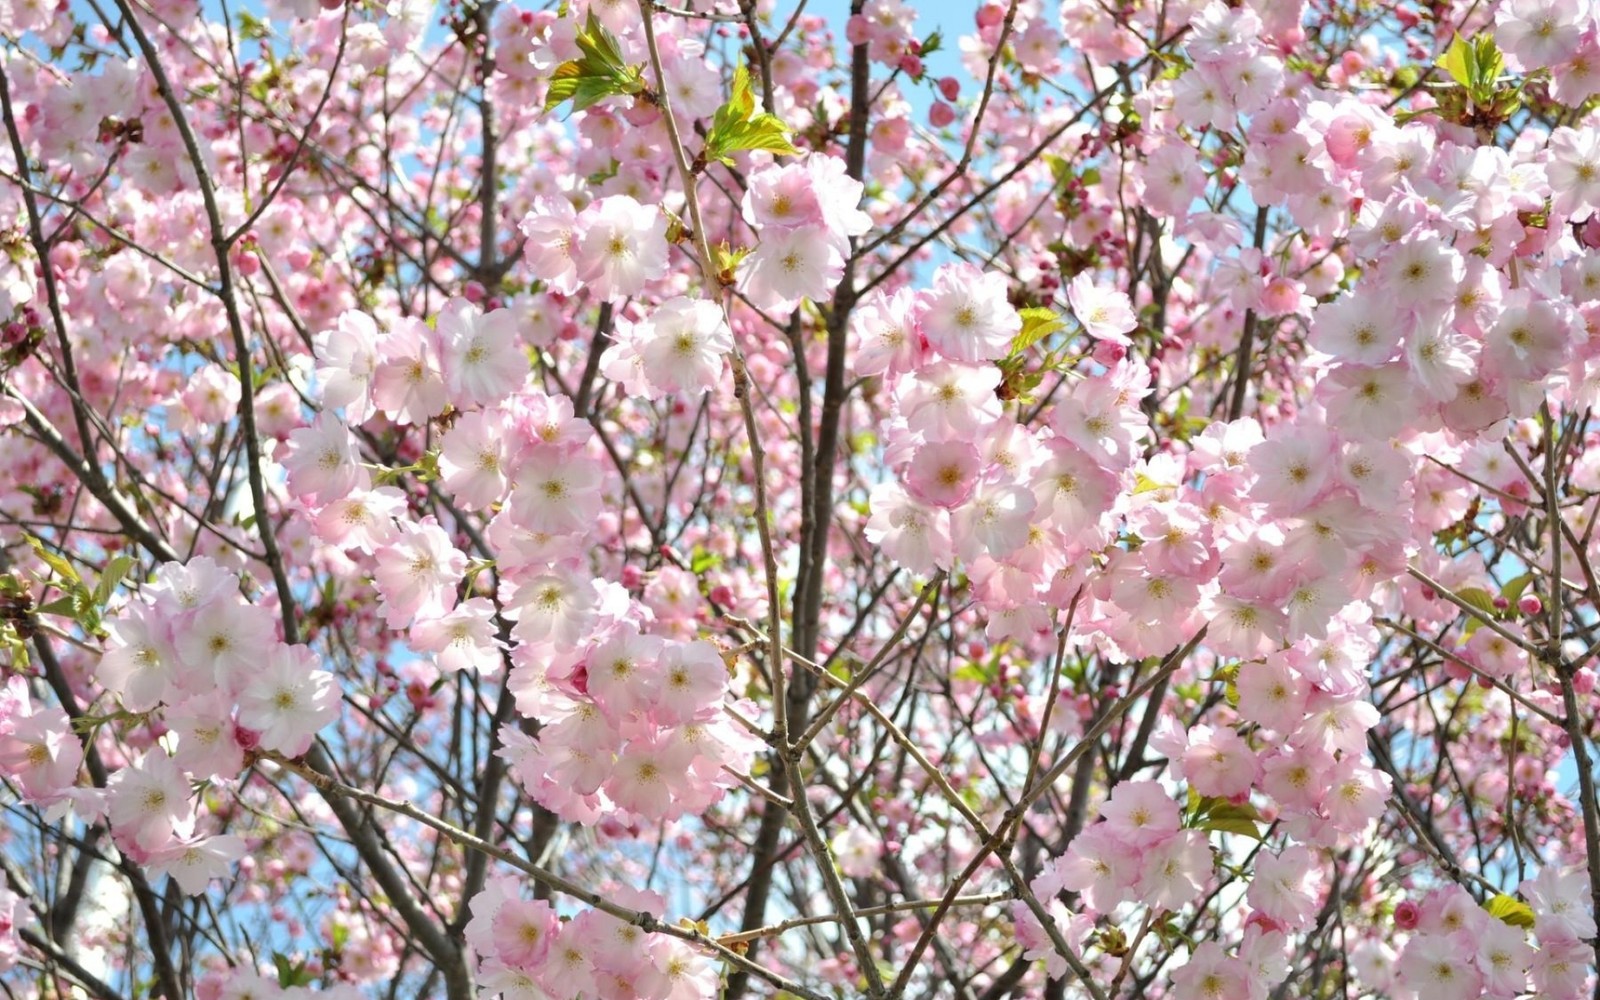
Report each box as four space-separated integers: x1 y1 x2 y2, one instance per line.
1246 845 1320 930
106 750 195 853
604 296 732 399
147 834 246 895
1135 830 1213 910
236 642 338 756
371 518 468 628
519 196 583 295
1398 933 1484 1000
371 318 449 426
314 310 381 420
282 412 366 502
572 195 669 301
439 409 511 511
920 263 1021 363
410 598 505 674
738 224 846 313
1067 272 1138 346
437 300 528 409
1170 942 1254 1000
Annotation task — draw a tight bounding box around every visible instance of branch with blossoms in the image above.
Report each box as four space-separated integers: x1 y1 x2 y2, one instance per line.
5 1 1600 999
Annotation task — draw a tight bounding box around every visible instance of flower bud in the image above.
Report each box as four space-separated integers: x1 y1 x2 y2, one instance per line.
1093 339 1127 366
1394 900 1420 930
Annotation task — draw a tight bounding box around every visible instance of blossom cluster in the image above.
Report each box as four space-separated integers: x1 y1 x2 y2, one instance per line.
2 554 330 893
465 879 716 1000
5 0 1600 996
1375 871 1598 1000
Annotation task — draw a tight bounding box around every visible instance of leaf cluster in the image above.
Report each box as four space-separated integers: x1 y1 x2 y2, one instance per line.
544 13 645 115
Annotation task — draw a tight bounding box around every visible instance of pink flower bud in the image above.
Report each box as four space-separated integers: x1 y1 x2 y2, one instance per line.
1574 667 1597 695
938 76 960 101
49 242 80 273
1519 593 1543 616
233 723 262 752
1394 900 1420 929
929 101 957 128
898 54 924 77
1093 340 1127 366
976 3 1005 28
406 681 433 710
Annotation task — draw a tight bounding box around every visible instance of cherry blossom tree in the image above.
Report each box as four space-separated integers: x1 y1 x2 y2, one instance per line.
1 0 1599 999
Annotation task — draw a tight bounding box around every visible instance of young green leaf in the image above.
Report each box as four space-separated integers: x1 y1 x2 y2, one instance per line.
704 63 799 166
1009 307 1065 356
1484 893 1536 929
1437 35 1477 91
543 12 645 115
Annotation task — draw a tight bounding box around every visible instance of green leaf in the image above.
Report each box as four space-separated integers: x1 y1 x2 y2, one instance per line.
36 595 83 619
1456 586 1498 615
1010 307 1065 356
1484 893 1536 929
1043 154 1072 191
1437 33 1506 104
24 533 81 587
237 9 269 41
713 64 756 131
1437 35 1476 91
1198 800 1263 839
272 953 314 989
573 10 626 68
704 62 799 166
94 555 135 610
1473 35 1504 95
543 12 644 115
1500 573 1533 608
1132 473 1169 496
1 629 29 669
417 449 440 483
